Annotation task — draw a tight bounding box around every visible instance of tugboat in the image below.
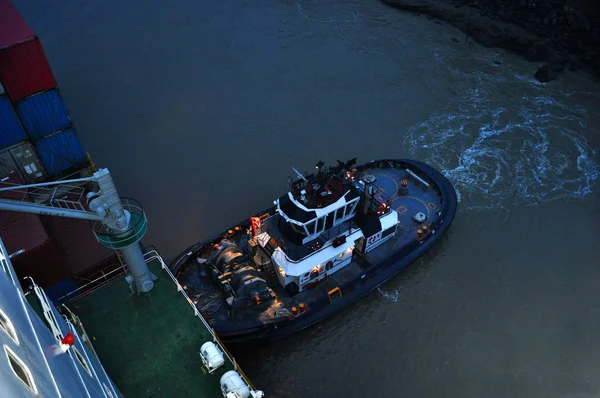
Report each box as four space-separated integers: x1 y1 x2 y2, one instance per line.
173 158 458 343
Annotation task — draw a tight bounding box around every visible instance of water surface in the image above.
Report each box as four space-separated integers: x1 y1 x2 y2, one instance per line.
14 0 600 396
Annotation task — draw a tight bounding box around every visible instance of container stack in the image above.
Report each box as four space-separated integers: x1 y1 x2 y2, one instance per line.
0 0 89 182
0 0 118 298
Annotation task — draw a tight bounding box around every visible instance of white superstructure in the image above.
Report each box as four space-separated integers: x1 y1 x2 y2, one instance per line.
0 237 121 398
251 169 400 294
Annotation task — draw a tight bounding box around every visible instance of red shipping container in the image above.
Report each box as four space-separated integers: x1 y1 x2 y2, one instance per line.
42 216 118 276
0 171 48 253
0 0 57 101
0 0 34 49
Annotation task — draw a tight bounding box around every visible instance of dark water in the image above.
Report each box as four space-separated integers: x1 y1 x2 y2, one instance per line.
14 0 600 396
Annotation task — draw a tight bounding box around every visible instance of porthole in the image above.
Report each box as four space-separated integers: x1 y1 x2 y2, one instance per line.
74 347 91 376
5 345 37 394
0 309 18 344
103 383 115 398
0 256 14 283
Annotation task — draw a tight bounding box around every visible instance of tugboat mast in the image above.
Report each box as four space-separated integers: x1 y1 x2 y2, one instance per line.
0 168 156 293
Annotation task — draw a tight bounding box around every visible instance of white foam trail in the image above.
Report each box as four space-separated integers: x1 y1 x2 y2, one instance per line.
406 67 600 210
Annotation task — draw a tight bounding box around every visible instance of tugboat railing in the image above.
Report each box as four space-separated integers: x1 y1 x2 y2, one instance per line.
143 250 256 389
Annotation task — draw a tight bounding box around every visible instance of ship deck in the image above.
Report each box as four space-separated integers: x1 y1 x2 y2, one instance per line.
67 257 237 398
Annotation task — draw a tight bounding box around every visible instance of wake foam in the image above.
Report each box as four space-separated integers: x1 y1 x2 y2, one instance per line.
406 76 599 210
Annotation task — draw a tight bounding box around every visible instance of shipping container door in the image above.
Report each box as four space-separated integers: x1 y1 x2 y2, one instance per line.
0 142 47 183
0 149 17 180
10 142 47 181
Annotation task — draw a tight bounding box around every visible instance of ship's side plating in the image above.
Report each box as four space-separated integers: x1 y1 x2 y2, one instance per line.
0 238 121 397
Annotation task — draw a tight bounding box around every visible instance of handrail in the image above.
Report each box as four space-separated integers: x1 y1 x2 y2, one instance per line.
26 277 64 340
57 264 126 303
144 252 213 331
142 251 255 388
60 305 98 356
212 330 257 390
61 307 121 398
91 197 146 238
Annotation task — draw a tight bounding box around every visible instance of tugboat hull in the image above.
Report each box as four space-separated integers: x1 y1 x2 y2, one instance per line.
171 159 457 344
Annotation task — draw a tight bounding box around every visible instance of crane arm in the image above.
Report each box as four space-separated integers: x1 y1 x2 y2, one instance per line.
0 199 103 221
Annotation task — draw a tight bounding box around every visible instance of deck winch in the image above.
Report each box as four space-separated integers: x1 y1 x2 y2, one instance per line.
210 239 274 307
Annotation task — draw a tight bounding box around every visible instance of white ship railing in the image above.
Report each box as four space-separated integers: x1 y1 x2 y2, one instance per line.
142 250 257 390
60 305 122 398
57 264 127 303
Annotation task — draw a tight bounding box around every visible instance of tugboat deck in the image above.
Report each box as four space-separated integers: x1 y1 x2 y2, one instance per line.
178 161 448 331
66 256 246 398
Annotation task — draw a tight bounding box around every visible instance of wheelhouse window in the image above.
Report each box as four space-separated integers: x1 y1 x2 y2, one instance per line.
5 345 37 394
335 206 344 221
290 223 307 236
305 220 316 235
345 199 359 217
316 217 325 234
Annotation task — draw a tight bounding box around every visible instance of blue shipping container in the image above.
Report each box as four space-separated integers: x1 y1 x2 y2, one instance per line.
0 95 28 148
16 88 72 139
35 129 87 175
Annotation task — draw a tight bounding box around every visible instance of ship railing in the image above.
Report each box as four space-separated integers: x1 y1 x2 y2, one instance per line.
143 250 213 331
25 276 66 341
57 263 127 304
60 304 100 358
0 178 87 206
143 250 257 389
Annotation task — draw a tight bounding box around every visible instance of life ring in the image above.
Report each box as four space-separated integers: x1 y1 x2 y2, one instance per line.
326 261 334 270
367 235 378 245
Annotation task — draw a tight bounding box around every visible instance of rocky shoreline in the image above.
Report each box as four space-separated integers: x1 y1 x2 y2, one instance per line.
379 0 600 82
